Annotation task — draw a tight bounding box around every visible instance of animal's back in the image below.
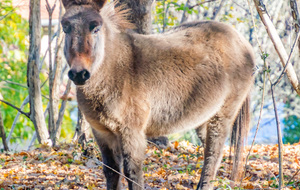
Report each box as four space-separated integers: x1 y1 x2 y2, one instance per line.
130 21 255 136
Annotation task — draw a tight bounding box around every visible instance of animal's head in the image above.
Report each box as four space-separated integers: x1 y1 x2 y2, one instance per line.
61 0 107 85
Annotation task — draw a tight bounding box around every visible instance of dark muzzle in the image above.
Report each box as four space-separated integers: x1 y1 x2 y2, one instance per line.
68 69 90 85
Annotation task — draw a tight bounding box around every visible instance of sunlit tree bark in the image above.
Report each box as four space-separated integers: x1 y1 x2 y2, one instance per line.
27 0 51 145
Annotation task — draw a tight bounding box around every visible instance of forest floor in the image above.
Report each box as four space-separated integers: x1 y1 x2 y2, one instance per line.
0 140 299 190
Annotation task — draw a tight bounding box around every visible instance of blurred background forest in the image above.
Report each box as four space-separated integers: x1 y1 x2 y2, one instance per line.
0 0 300 151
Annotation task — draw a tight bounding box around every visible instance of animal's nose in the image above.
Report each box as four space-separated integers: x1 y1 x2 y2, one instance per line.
68 69 90 85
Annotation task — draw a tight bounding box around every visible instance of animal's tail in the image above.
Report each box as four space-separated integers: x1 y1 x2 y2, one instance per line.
230 94 250 181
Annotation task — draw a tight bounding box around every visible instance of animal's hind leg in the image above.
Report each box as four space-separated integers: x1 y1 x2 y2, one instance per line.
92 128 122 190
197 114 233 190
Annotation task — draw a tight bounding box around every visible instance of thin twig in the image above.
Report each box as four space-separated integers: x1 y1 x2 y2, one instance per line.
273 32 300 86
147 140 161 149
39 31 58 72
88 156 145 189
3 80 27 88
6 96 30 144
0 100 30 119
232 1 250 14
41 77 49 88
46 0 58 144
0 7 16 21
162 0 166 32
266 6 300 190
285 167 300 187
52 1 65 144
239 0 267 187
211 0 225 20
55 80 72 139
188 0 216 9
269 81 284 189
239 62 267 188
0 0 25 21
180 0 190 24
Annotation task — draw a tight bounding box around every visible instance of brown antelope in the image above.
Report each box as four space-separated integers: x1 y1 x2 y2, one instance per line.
61 0 255 189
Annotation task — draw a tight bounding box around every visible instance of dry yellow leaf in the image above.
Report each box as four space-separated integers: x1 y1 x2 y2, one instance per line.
174 141 179 149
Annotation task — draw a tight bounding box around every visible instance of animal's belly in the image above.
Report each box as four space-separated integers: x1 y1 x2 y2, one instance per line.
145 96 225 137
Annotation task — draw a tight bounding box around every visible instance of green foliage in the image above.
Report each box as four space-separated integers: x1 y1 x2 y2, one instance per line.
60 104 77 141
283 99 300 144
0 0 28 52
153 0 179 32
153 0 206 32
283 115 300 144
0 0 31 143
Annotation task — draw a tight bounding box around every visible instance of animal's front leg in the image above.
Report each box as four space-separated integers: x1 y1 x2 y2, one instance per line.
119 127 146 190
92 129 122 190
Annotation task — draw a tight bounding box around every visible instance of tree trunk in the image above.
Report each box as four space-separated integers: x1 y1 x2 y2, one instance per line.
27 0 51 145
0 109 9 151
48 1 64 144
47 1 57 145
116 0 153 34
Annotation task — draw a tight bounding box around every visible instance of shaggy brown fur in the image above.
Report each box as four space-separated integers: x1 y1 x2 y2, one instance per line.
62 0 255 189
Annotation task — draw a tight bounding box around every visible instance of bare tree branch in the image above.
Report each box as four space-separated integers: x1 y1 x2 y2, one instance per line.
6 96 30 144
54 80 72 145
2 80 27 88
52 1 65 143
188 0 217 9
232 1 250 14
0 99 30 119
180 0 190 24
274 32 300 86
240 62 267 187
254 0 300 95
179 0 218 24
285 167 300 188
162 0 167 32
39 31 58 72
269 79 284 189
211 0 225 20
45 0 58 144
0 7 16 21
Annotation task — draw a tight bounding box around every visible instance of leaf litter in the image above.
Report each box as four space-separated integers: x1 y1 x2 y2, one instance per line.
0 141 299 189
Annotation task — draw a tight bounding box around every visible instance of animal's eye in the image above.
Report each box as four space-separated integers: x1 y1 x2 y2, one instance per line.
89 20 100 33
62 21 71 34
93 27 101 34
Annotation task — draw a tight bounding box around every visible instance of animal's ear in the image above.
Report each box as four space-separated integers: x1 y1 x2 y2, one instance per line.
62 0 107 10
62 0 74 10
92 0 107 10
